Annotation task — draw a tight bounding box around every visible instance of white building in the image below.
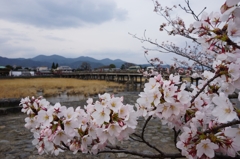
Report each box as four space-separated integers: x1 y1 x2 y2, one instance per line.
56 66 72 73
9 70 35 76
37 66 49 71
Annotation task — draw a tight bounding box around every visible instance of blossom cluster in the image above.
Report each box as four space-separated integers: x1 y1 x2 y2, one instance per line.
20 93 138 155
138 69 240 158
135 74 191 130
135 1 240 155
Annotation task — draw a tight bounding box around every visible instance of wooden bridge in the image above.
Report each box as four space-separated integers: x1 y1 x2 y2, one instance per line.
1 71 202 91
57 72 202 90
58 72 146 91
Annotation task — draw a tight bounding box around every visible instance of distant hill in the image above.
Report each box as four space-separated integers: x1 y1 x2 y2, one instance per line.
0 55 129 69
0 56 51 68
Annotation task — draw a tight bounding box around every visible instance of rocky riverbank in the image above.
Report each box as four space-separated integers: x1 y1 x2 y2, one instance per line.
0 91 180 159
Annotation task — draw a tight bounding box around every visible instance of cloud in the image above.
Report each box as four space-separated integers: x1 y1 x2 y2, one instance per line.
0 0 127 28
44 35 67 41
0 44 36 58
0 37 11 44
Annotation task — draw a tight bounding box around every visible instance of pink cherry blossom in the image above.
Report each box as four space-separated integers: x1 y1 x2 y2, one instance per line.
212 93 238 123
107 123 122 137
91 103 111 125
37 109 53 127
107 97 122 113
196 139 219 158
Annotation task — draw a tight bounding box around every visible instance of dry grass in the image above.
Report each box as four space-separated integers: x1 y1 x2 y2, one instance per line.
0 78 126 99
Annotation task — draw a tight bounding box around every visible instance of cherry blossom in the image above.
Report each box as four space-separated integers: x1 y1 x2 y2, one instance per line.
37 109 53 127
91 103 111 125
212 93 238 123
196 139 219 158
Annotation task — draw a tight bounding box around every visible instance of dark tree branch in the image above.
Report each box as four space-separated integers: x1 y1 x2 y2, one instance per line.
139 116 165 155
102 145 183 158
129 136 144 143
130 32 213 70
178 0 206 21
204 120 240 134
190 73 221 103
227 38 240 49
173 128 181 150
141 116 152 139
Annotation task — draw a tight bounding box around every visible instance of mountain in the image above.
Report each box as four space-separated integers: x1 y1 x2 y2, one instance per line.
32 55 67 63
0 55 128 69
99 58 126 67
30 55 126 68
0 56 51 68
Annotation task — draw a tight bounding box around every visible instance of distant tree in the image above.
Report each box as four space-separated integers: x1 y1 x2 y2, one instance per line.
80 62 91 71
51 62 56 69
109 64 116 68
5 65 13 70
55 63 59 69
120 64 125 70
15 66 22 70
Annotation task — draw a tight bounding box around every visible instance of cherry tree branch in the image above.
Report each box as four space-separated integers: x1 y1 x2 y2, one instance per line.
139 116 166 155
179 0 206 21
204 120 240 134
129 136 144 143
173 128 181 150
227 38 240 50
141 116 152 139
153 0 199 43
190 73 221 103
102 145 183 158
129 31 213 70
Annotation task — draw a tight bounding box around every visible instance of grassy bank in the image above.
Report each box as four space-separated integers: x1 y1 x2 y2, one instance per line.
0 78 126 99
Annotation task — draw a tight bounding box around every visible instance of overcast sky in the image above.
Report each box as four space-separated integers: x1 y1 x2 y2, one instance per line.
0 0 225 64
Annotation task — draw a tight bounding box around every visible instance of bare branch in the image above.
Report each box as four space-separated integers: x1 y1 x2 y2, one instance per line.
141 116 152 139
179 0 206 21
204 120 240 134
129 136 144 143
227 38 240 49
173 128 181 151
190 73 221 104
102 145 183 158
129 32 213 70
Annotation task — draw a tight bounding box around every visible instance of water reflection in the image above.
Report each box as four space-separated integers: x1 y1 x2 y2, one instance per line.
45 93 86 104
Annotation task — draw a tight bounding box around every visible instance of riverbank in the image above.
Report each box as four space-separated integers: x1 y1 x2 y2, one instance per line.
0 91 140 115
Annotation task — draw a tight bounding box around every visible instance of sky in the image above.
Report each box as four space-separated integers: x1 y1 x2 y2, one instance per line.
0 0 225 65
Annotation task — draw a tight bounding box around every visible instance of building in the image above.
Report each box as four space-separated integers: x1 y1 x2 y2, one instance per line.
37 66 49 71
56 66 72 73
36 67 51 75
0 66 10 76
9 70 35 76
127 66 141 72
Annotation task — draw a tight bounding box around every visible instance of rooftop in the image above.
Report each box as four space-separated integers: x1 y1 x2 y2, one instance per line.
0 66 6 69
